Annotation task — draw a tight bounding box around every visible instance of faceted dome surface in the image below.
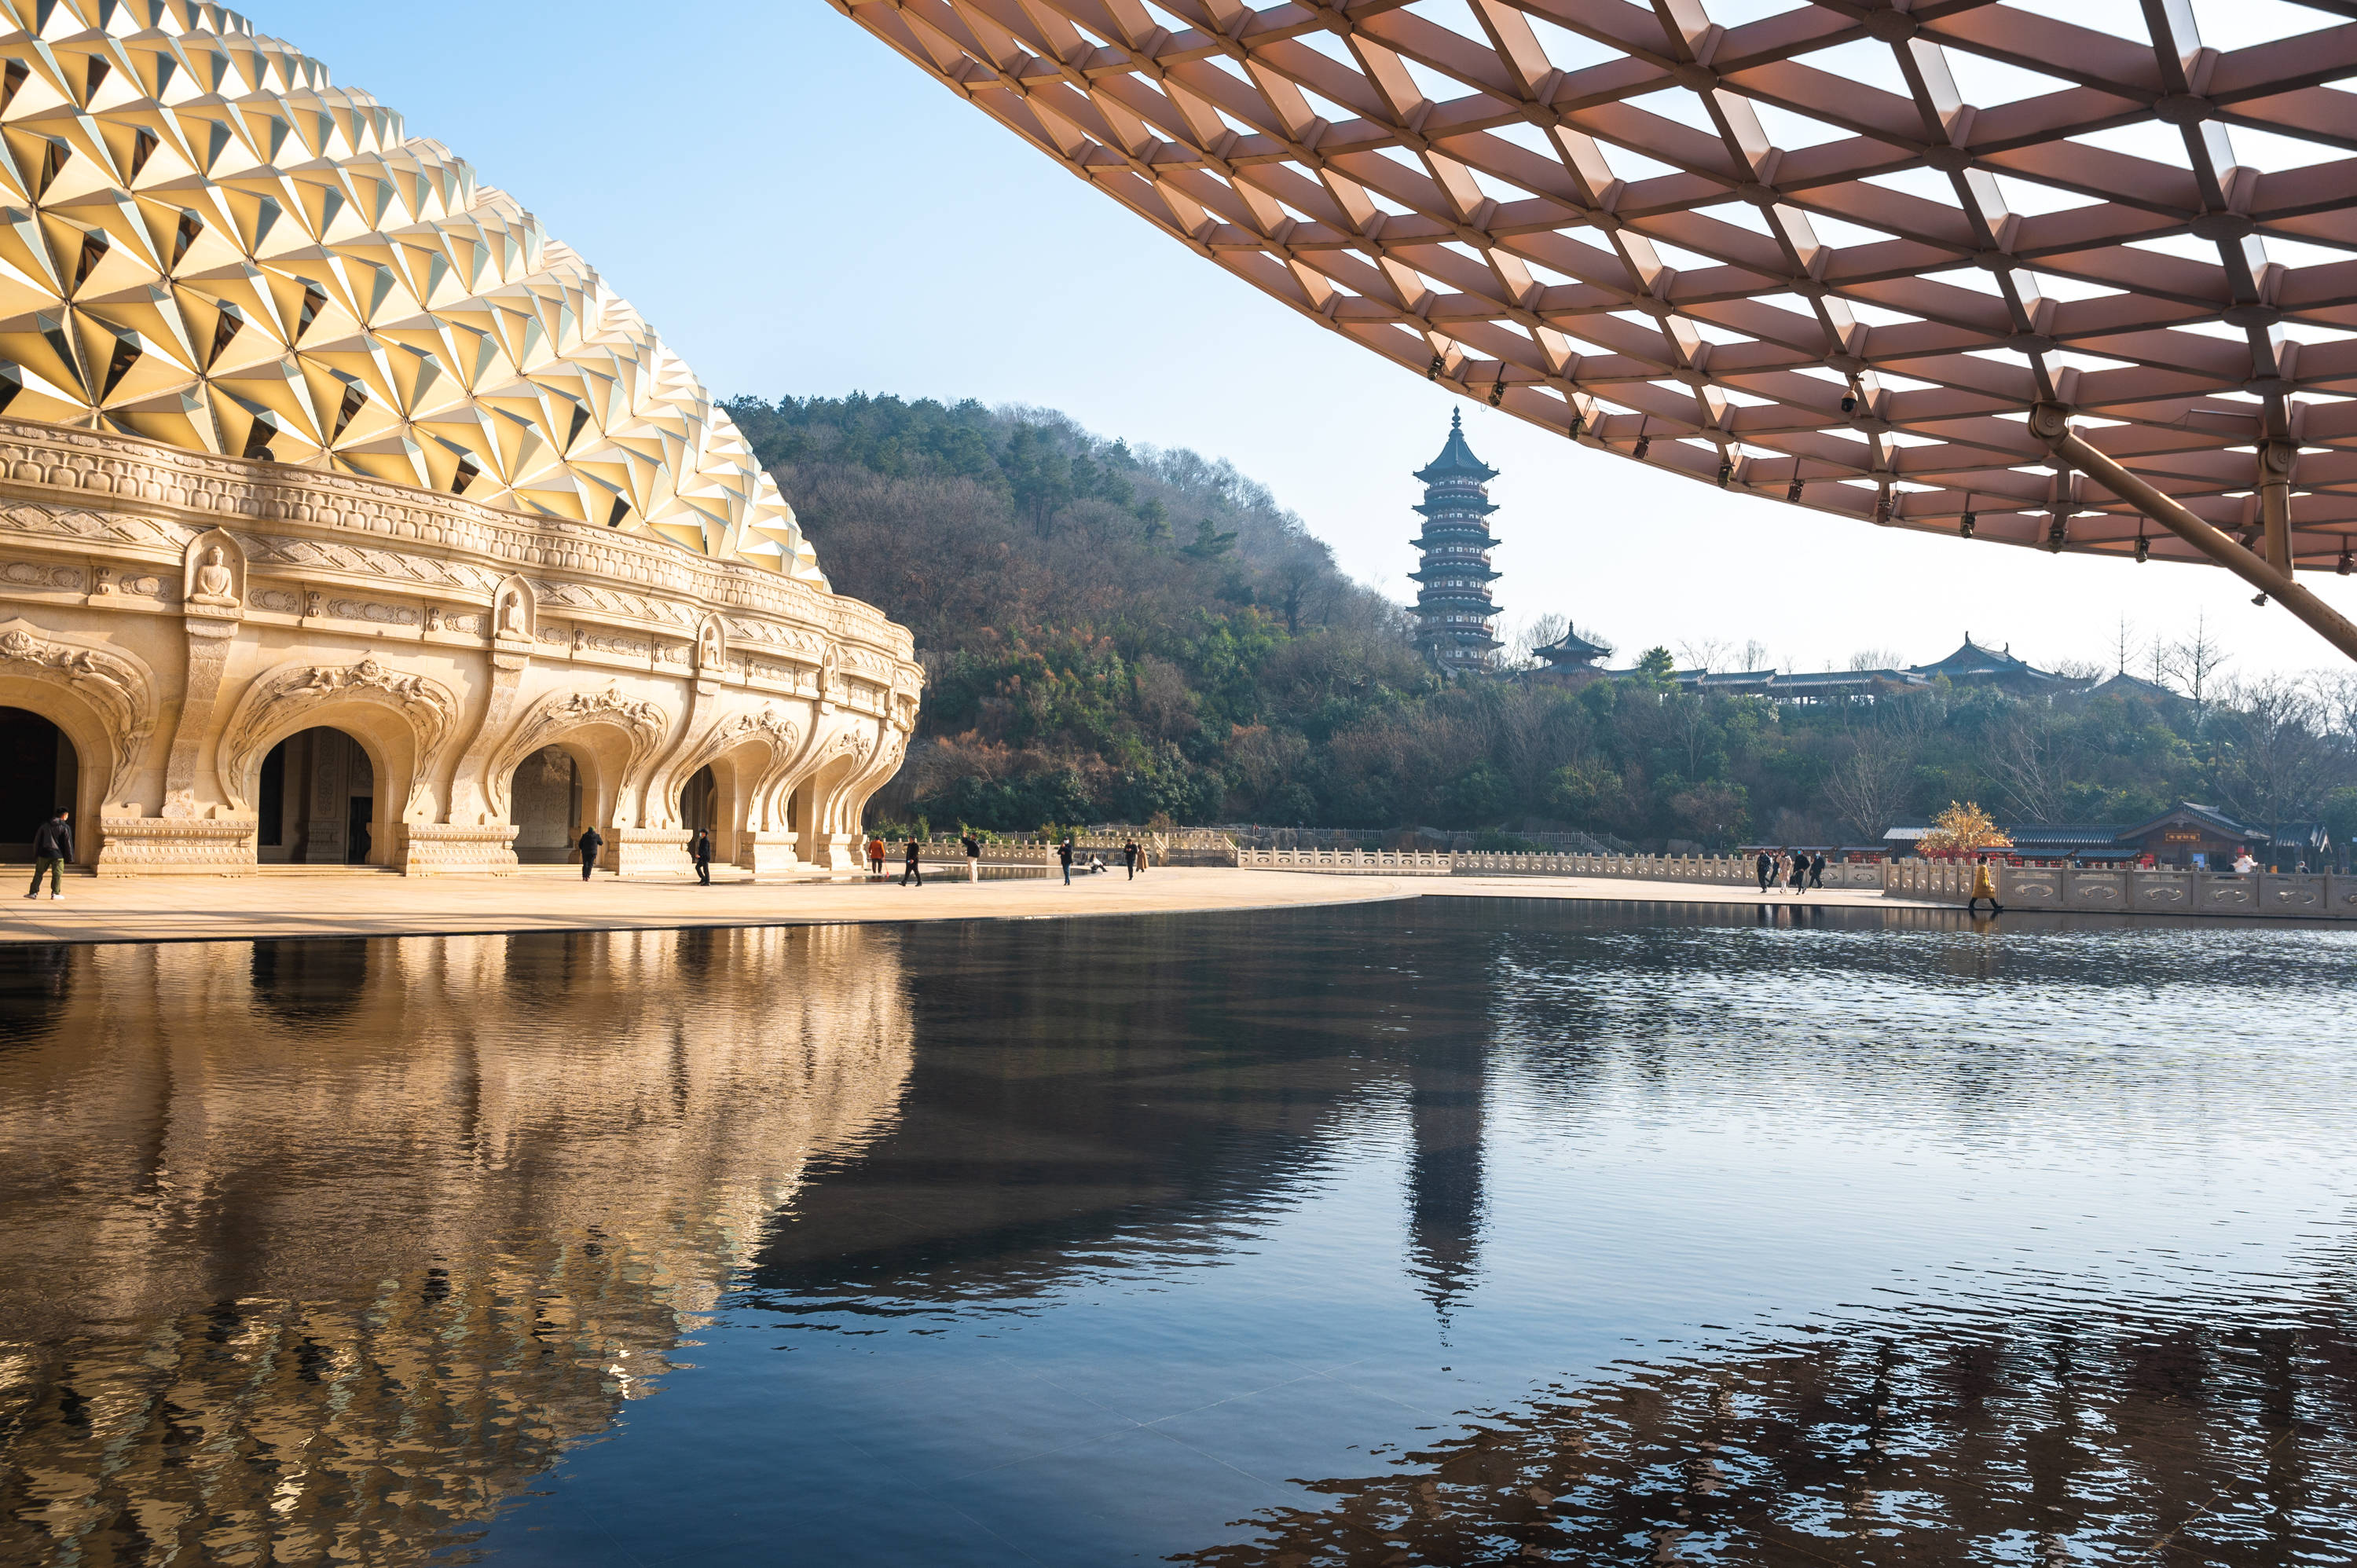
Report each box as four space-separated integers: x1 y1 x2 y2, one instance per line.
0 0 823 582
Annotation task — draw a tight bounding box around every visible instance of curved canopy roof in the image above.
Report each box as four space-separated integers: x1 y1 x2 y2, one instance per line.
841 0 2357 653
0 0 823 582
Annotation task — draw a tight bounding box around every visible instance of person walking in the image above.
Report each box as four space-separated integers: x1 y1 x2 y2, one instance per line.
1809 851 1827 890
1755 848 1772 893
1788 850 1809 896
24 807 70 899
902 835 923 888
690 827 713 885
1124 838 1138 881
962 831 981 882
1967 852 2003 915
577 823 603 881
1058 837 1075 885
867 833 885 881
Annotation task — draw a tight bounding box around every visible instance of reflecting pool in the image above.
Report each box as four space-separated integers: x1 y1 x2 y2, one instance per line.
3 901 2355 1566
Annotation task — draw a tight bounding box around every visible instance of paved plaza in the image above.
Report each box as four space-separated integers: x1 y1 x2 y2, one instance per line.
2 866 1938 945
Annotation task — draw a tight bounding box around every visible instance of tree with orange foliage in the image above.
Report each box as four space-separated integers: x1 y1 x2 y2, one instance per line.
1915 801 2013 859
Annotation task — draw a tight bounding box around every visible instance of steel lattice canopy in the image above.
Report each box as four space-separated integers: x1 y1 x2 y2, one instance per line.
838 0 2357 658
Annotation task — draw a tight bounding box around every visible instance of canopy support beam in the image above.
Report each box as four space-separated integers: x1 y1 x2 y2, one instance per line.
2031 404 2357 665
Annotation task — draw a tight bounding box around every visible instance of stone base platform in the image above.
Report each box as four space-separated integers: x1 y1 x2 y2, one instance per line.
11 868 2339 948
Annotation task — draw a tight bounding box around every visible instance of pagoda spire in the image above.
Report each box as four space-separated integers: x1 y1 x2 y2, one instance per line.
1409 413 1502 673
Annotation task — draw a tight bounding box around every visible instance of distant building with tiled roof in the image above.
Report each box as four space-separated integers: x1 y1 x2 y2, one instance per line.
1908 637 2076 694
1532 626 1612 673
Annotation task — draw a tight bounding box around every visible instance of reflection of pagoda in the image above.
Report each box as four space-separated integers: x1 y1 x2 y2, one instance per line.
1405 1039 1487 1331
1410 410 1503 674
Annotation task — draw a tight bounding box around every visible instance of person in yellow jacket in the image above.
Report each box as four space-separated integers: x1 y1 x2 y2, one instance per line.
1967 853 2003 915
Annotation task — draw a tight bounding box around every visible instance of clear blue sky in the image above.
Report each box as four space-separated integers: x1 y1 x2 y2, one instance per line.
262 0 2344 680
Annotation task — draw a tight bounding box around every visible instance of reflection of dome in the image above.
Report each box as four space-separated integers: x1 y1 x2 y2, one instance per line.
0 925 913 1564
0 8 818 579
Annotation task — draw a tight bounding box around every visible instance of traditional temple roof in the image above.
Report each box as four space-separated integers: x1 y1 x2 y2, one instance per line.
1534 628 1611 666
2089 671 2183 703
2115 803 2267 843
1909 637 2069 687
1413 409 1498 485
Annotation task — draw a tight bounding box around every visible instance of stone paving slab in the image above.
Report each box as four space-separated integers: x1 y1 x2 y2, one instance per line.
0 867 1954 946
0 867 1415 945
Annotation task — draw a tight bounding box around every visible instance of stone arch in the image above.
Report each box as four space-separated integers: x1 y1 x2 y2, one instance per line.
655 704 801 833
485 685 669 828
0 619 157 814
787 719 884 866
215 658 459 826
834 720 910 837
684 751 761 864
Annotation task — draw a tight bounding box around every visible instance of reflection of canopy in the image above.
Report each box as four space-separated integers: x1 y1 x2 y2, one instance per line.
1180 1302 2357 1565
844 1 2357 657
0 926 912 1566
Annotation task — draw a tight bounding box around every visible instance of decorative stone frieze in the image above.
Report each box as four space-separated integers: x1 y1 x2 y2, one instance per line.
0 423 920 875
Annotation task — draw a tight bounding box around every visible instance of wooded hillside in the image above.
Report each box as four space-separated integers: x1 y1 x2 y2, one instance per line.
730 394 2357 851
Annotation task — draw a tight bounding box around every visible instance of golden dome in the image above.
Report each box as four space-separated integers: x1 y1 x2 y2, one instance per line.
0 0 823 581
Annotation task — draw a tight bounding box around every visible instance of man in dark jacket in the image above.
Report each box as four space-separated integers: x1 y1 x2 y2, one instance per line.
577 825 603 881
1124 839 1138 880
1058 837 1074 885
1754 848 1772 893
690 827 713 885
25 808 71 899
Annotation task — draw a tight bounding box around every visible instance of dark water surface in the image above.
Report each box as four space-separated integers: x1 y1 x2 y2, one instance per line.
4 901 2355 1566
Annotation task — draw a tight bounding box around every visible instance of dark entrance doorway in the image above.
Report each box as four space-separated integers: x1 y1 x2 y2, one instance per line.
511 746 583 864
256 727 375 865
0 709 79 859
345 795 373 865
682 765 717 834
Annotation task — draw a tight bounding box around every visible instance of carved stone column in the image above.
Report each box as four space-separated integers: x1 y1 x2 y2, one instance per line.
643 670 720 831
445 643 532 827
160 616 236 819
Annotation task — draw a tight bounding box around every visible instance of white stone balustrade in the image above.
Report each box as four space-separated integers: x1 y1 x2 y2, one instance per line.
1232 848 2355 920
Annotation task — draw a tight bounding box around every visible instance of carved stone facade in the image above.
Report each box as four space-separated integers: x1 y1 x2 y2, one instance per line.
0 419 920 875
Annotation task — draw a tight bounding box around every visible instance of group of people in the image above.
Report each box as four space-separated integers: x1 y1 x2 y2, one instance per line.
863 833 1153 887
1753 848 1827 895
571 827 1167 888
572 825 721 882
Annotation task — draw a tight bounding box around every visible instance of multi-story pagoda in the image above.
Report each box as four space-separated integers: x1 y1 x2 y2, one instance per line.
1409 411 1503 673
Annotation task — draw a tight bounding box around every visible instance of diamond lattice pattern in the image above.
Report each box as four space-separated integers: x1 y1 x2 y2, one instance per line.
0 0 823 582
841 0 2357 573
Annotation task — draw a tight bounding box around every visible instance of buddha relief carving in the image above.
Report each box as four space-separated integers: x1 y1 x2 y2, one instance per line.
190 548 237 607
